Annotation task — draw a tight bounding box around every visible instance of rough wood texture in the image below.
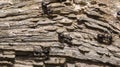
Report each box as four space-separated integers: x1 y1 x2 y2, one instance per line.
0 0 120 67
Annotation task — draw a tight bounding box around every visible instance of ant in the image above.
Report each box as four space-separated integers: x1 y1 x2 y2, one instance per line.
33 46 42 56
41 1 52 15
42 47 50 60
33 46 50 60
58 32 73 46
97 34 113 45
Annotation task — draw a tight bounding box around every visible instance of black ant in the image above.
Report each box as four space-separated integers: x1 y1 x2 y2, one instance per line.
58 32 73 46
58 32 64 43
33 46 42 56
42 47 50 60
33 46 50 60
41 2 52 15
97 34 113 45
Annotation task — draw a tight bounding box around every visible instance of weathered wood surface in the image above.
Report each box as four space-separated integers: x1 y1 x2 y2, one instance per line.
0 0 120 67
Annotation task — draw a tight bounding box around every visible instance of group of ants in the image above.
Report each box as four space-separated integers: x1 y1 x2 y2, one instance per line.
33 32 113 60
33 0 120 60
